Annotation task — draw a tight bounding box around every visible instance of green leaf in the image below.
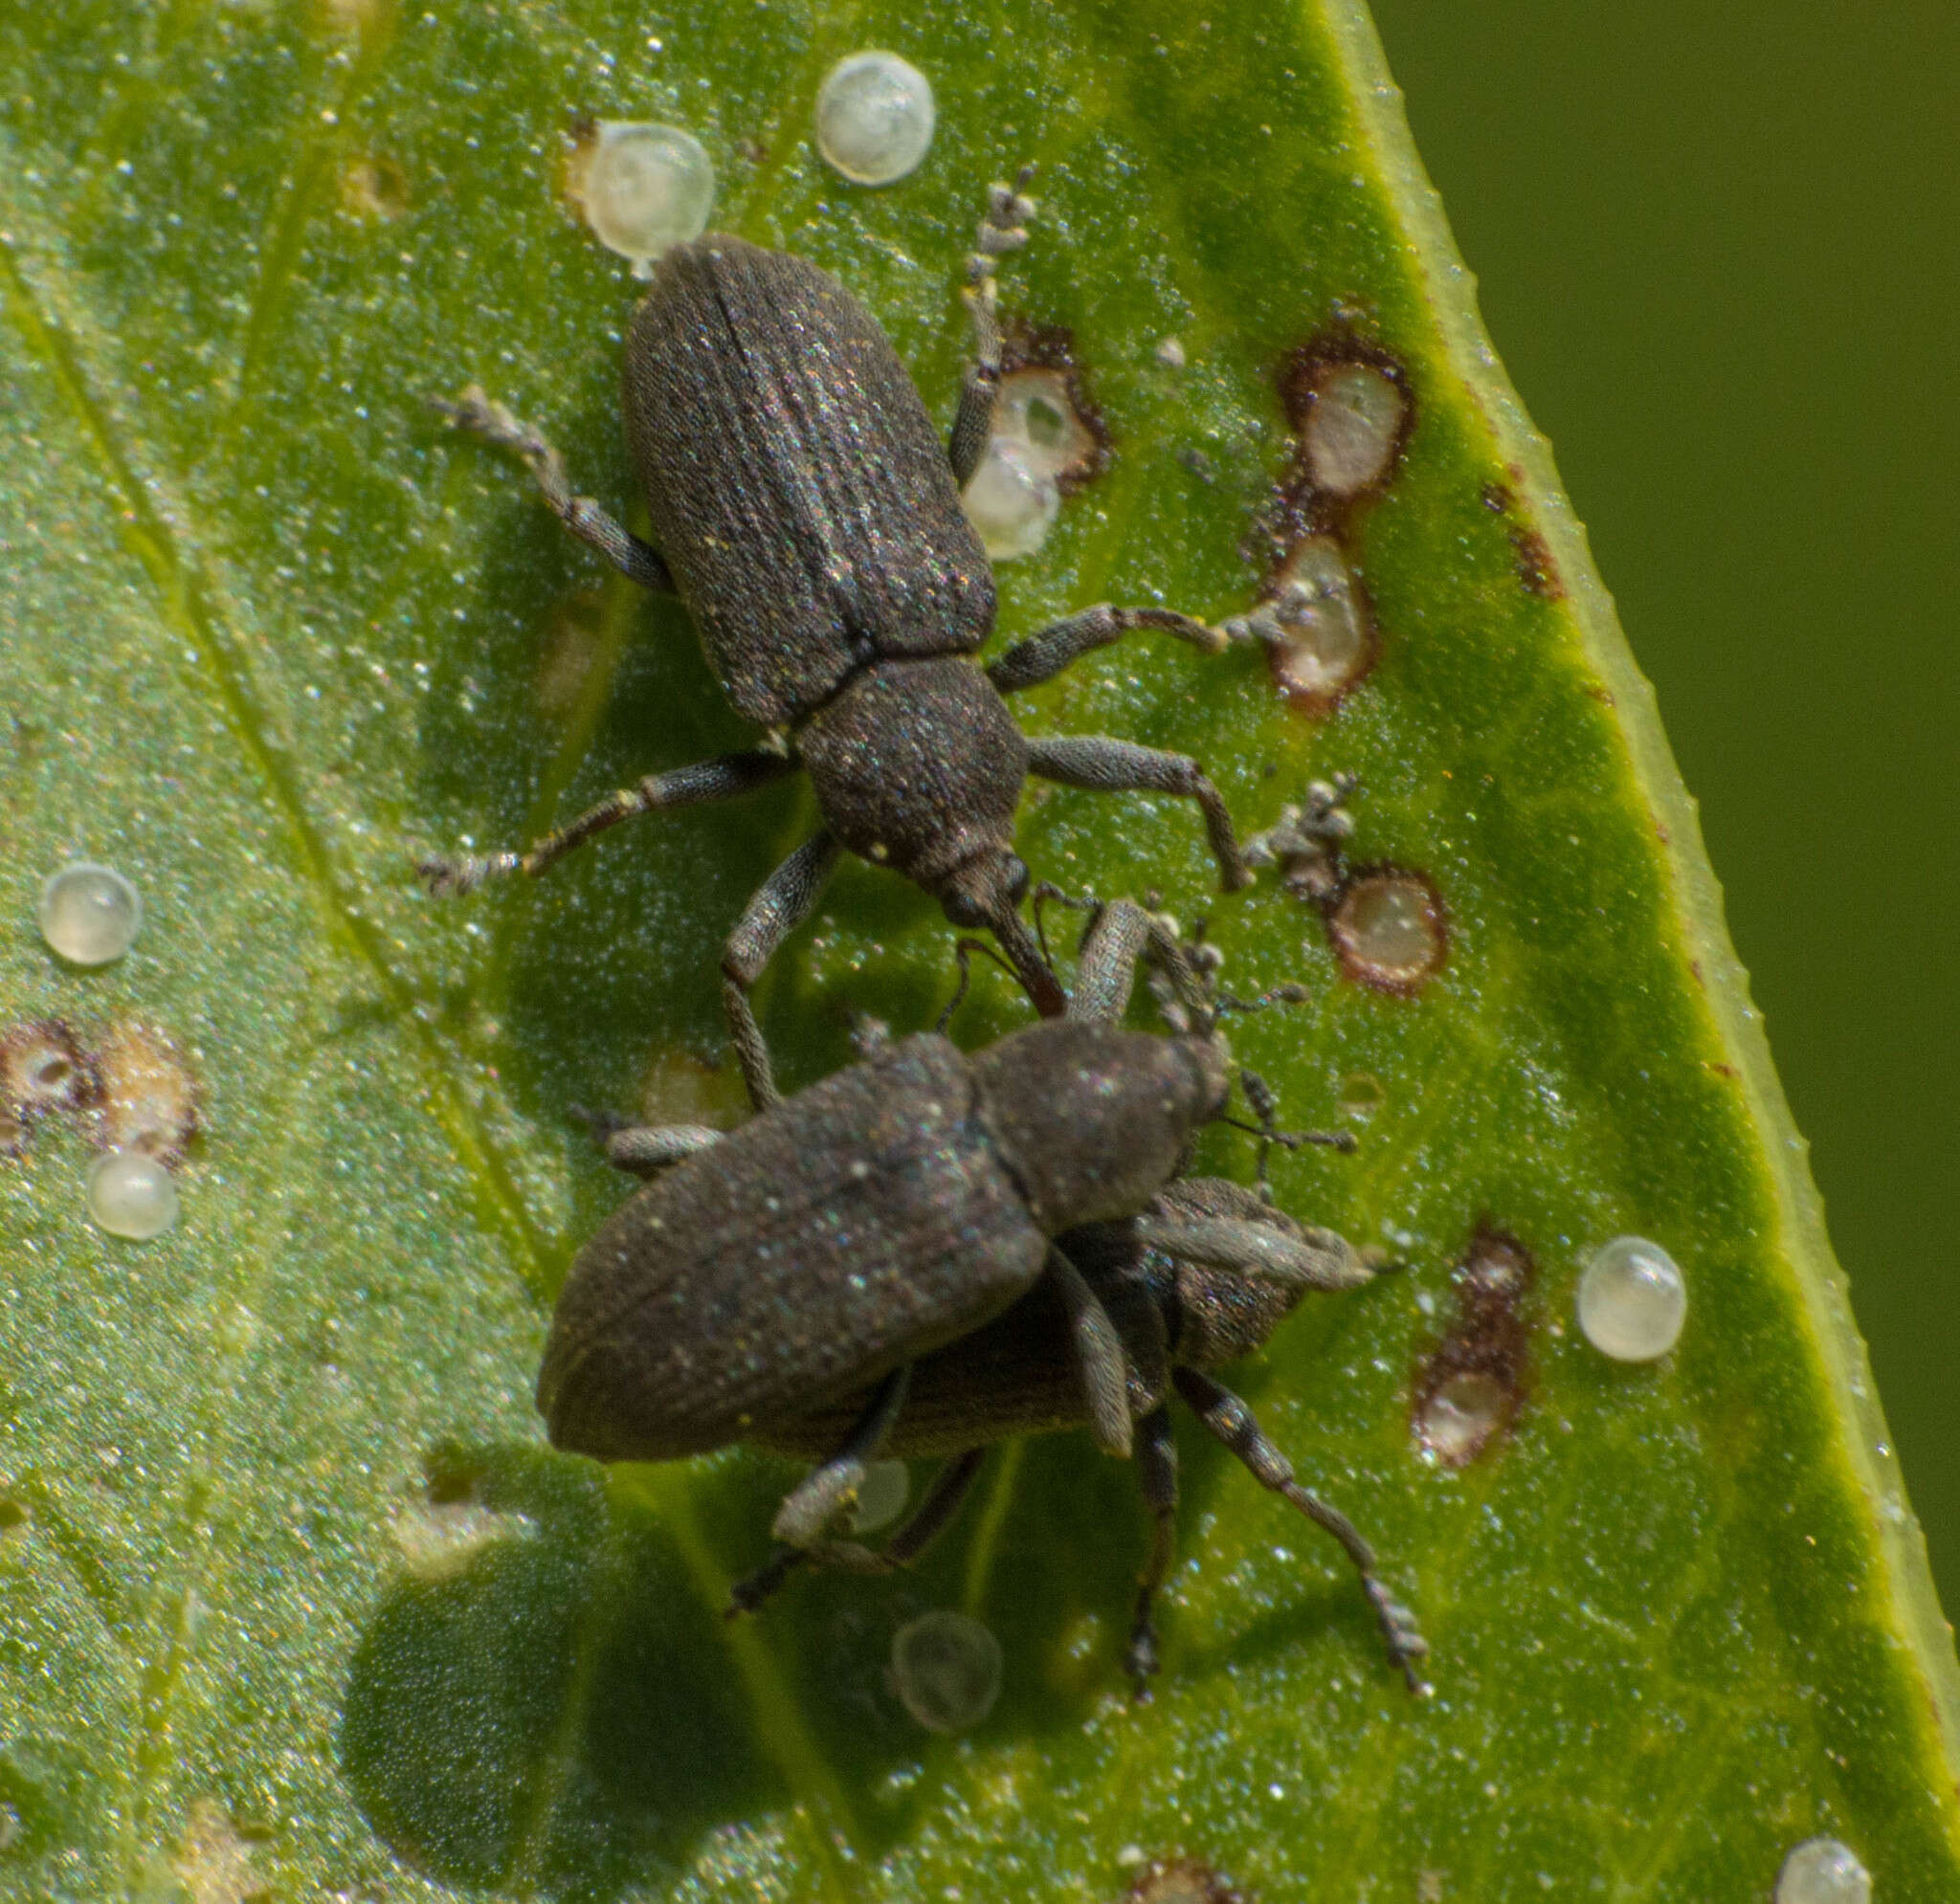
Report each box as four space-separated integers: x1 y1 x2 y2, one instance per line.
3 0 1955 1897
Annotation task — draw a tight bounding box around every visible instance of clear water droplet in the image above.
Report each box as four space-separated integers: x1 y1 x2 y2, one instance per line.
39 862 143 964
87 1148 179 1241
890 1609 1002 1733
1577 1235 1686 1362
814 51 935 187
573 123 714 277
1776 1837 1871 1904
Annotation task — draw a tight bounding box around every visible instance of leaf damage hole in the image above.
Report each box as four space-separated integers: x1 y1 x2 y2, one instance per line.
1117 1854 1244 1904
170 1796 272 1904
89 1021 200 1169
1481 481 1566 599
1327 868 1448 995
338 153 410 222
1281 347 1413 500
1412 1222 1537 1467
962 325 1110 562
1231 331 1412 711
392 1447 536 1580
0 1022 100 1151
1225 535 1378 712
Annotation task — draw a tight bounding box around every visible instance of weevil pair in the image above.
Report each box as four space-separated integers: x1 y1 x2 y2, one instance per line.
425 170 1429 1696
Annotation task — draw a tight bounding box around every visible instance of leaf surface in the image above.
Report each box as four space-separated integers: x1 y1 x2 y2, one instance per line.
2 1 1955 1898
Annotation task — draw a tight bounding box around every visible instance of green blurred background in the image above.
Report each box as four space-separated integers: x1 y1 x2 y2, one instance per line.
1370 3 1959 1606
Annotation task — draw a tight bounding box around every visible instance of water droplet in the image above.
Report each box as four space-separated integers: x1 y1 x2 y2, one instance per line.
849 1458 908 1534
1329 870 1447 991
814 51 935 187
1776 1837 1870 1904
570 122 714 277
1577 1235 1686 1362
38 862 143 965
87 1148 180 1241
889 1608 1002 1733
1304 362 1408 497
961 438 1058 560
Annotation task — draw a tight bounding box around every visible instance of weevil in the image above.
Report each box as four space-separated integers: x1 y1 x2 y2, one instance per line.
422 171 1250 1107
536 899 1429 1695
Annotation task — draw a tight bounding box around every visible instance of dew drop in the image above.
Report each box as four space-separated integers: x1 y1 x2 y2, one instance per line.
849 1458 909 1535
87 1148 180 1241
39 862 143 965
1304 361 1408 497
814 51 935 187
961 438 1059 560
1776 1837 1871 1904
889 1608 1002 1733
1577 1235 1686 1362
571 122 714 277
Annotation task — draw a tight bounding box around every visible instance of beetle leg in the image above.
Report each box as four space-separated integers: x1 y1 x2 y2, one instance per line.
769 1363 913 1554
948 166 1037 484
598 1122 725 1178
1131 1215 1375 1292
1046 1246 1136 1459
1171 1365 1432 1694
730 1363 916 1616
1025 735 1253 894
1064 895 1212 1029
418 748 798 897
723 831 844 1111
1125 1406 1179 1698
808 1448 989 1576
948 165 1037 487
434 385 676 592
986 603 1226 696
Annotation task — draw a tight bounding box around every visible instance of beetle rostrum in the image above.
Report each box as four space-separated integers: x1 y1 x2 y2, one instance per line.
421 170 1252 1108
536 899 1429 1697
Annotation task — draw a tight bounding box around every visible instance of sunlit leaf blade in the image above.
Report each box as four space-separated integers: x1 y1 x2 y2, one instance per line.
2 1 1955 1898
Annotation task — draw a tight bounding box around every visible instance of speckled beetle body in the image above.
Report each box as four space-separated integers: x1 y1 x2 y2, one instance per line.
536 900 1429 1697
423 174 1250 1109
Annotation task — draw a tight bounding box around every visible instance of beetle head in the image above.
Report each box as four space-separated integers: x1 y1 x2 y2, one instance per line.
937 852 1066 1018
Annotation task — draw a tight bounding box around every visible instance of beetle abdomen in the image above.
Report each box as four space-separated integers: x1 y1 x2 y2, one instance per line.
624 236 996 728
537 1034 1046 1463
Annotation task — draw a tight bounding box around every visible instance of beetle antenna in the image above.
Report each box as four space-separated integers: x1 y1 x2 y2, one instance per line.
1227 1065 1358 1189
935 938 1017 1032
1030 879 1099 972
